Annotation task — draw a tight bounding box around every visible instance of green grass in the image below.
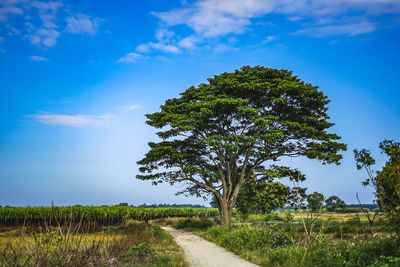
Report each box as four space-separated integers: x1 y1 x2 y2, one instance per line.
199 225 400 267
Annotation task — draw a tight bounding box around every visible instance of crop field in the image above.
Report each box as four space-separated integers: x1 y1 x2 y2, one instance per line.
0 205 220 266
0 206 219 226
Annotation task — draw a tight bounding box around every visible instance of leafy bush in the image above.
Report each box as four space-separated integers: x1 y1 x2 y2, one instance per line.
145 225 170 240
118 242 155 264
174 218 214 230
202 225 291 256
264 213 284 222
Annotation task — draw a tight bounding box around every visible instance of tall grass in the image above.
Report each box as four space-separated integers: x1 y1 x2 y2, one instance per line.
0 220 186 266
199 224 400 267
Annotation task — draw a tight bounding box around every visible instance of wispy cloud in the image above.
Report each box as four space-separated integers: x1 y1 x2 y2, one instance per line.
296 21 376 37
135 0 400 55
30 55 48 61
65 14 100 35
119 105 142 112
0 0 24 22
134 28 180 57
117 52 143 63
0 0 101 48
137 42 180 54
28 113 117 127
264 35 276 43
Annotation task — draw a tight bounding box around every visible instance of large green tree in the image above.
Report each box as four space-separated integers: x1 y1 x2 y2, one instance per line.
137 66 346 229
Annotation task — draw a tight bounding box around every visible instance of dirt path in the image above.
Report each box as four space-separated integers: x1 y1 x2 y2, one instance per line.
163 227 259 267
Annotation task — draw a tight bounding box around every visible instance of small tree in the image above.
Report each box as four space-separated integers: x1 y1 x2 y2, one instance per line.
354 140 400 233
137 66 346 229
307 192 325 212
236 181 289 217
325 195 347 212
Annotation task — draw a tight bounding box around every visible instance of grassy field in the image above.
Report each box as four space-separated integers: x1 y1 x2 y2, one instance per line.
0 220 187 266
172 211 400 267
1 207 399 266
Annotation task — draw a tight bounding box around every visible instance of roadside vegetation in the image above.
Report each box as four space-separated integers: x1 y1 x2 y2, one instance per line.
0 218 186 267
171 210 400 267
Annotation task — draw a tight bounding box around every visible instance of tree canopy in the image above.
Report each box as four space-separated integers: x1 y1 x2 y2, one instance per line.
307 192 325 212
325 195 347 212
236 181 289 218
137 65 346 228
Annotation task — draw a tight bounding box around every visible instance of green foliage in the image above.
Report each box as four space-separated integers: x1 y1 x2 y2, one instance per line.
202 225 291 252
354 139 400 233
118 242 155 264
174 218 214 230
137 65 346 228
201 225 400 267
145 225 170 240
236 181 289 218
376 140 400 229
307 192 325 212
326 195 347 212
264 213 284 222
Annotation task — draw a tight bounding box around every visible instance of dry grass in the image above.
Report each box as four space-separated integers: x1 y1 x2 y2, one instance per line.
0 221 186 267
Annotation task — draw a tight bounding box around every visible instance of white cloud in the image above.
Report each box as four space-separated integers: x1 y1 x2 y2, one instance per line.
141 0 400 53
136 44 151 53
148 42 180 53
30 55 47 61
134 27 181 55
0 0 25 22
178 35 198 48
154 28 175 42
213 44 238 53
135 42 180 54
264 35 276 43
28 113 117 127
29 28 60 47
120 105 142 111
32 1 63 29
0 1 100 48
117 52 143 63
296 21 376 37
65 14 100 35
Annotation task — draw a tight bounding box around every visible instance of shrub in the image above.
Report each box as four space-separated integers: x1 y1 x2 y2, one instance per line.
118 242 155 264
174 218 214 230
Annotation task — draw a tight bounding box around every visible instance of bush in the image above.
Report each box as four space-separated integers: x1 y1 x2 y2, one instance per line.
202 225 291 257
174 218 214 230
118 242 155 264
264 213 284 222
145 225 170 240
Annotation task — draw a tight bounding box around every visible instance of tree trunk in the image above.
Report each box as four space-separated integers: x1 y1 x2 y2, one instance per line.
218 200 233 230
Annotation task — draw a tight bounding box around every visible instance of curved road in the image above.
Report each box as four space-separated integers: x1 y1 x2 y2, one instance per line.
163 227 259 267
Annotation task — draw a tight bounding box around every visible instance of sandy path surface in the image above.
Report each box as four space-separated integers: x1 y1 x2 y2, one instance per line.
163 227 259 267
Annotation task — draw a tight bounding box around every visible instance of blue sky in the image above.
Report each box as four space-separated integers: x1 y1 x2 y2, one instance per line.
0 0 399 207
